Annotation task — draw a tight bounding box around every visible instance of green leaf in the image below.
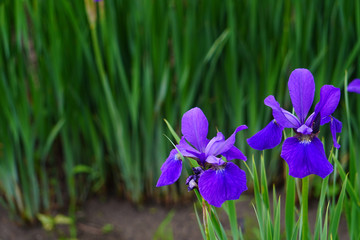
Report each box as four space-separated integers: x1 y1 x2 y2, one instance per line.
153 210 174 240
164 119 181 143
329 176 348 239
225 200 239 240
285 165 296 239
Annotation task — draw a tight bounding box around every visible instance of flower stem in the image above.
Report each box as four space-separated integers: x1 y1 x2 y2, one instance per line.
301 176 309 240
203 199 210 240
285 165 295 239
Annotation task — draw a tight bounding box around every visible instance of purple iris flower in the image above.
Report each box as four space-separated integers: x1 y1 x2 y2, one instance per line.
157 107 248 207
348 79 360 94
247 68 342 179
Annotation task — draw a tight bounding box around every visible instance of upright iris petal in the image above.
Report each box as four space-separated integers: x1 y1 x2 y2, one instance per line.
314 85 341 123
248 68 341 179
181 107 209 152
288 68 315 123
205 125 248 158
348 79 360 94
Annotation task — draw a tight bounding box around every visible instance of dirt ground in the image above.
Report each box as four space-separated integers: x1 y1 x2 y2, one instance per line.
0 194 349 240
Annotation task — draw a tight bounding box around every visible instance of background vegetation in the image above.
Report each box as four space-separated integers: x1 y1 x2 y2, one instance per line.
0 0 359 229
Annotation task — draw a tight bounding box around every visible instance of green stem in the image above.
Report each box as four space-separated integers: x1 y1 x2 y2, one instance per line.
344 71 356 182
285 165 295 239
227 200 239 240
203 199 210 240
301 176 309 240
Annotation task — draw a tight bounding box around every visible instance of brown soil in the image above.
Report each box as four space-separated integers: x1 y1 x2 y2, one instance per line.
0 194 349 240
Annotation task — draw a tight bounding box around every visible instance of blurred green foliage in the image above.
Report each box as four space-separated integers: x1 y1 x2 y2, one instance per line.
0 0 360 224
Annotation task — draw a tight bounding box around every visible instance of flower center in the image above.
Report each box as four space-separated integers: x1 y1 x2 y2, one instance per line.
297 134 313 144
213 163 227 171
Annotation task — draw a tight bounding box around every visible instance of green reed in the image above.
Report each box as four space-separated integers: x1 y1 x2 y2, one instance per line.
0 1 360 231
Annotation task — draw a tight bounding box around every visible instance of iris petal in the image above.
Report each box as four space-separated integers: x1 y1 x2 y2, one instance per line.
181 107 209 152
297 124 313 134
330 116 342 149
177 137 200 159
205 125 248 157
314 85 341 120
348 79 360 94
222 146 247 161
205 156 225 165
304 112 315 127
157 149 183 187
280 137 333 178
288 69 315 123
247 120 284 150
204 132 225 155
198 162 247 207
264 95 301 128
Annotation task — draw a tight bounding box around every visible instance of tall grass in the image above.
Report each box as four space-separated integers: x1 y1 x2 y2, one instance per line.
0 0 359 224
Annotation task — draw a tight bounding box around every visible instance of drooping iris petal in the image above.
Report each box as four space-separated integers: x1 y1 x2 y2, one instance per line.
205 125 248 156
247 120 284 150
280 137 333 178
330 116 342 149
160 149 177 171
348 79 360 93
297 124 313 134
181 107 209 152
314 85 341 121
222 146 247 161
320 116 331 125
157 149 183 187
264 95 301 128
288 68 315 123
198 162 247 207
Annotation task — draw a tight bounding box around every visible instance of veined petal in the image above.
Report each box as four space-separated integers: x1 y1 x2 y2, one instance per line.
288 69 315 123
181 107 209 152
330 116 342 149
348 79 360 94
264 95 301 128
222 146 247 161
314 85 341 119
247 120 284 150
157 149 183 187
280 137 333 178
205 125 248 157
198 162 247 207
